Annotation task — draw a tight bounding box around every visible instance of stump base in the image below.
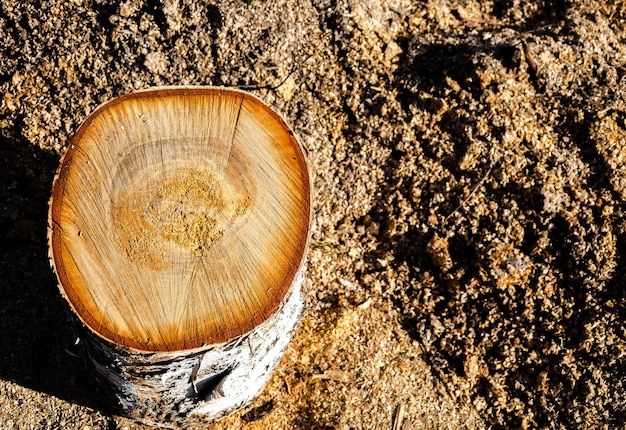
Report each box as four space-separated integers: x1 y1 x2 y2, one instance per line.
79 273 304 428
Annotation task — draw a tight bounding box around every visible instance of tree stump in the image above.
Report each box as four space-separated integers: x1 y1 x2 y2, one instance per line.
48 87 311 427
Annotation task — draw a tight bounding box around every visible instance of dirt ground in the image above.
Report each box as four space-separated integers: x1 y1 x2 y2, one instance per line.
1 0 626 428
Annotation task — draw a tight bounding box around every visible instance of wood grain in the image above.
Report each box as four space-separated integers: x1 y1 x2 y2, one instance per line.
49 87 311 352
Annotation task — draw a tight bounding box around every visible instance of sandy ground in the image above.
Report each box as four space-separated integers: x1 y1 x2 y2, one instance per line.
1 0 626 428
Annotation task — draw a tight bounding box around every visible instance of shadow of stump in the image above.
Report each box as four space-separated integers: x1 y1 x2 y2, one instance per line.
0 137 117 413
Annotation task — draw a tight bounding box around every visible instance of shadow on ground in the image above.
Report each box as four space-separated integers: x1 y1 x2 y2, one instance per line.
0 135 116 413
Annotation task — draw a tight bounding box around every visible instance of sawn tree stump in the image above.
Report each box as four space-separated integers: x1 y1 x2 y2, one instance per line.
48 86 311 427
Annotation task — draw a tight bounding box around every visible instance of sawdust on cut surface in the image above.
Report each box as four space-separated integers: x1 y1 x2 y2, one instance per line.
143 168 248 256
112 167 250 269
146 172 223 255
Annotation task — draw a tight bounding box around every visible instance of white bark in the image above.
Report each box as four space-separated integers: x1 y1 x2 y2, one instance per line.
78 271 305 428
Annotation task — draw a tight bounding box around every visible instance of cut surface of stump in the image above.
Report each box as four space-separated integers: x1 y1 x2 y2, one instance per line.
49 86 310 352
48 86 311 425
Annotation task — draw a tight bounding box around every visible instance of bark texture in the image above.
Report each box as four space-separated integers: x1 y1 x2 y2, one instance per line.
77 272 304 428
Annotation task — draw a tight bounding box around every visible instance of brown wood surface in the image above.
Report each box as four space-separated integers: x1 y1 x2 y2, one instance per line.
49 87 311 352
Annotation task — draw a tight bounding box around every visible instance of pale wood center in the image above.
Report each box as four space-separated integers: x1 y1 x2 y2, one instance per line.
111 162 250 269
